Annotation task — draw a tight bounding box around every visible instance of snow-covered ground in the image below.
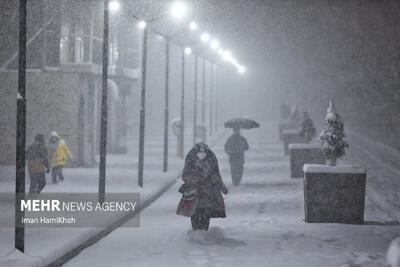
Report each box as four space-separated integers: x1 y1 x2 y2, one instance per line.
63 125 400 267
0 129 227 266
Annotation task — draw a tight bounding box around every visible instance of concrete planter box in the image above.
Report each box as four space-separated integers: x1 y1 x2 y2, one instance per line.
289 144 324 178
282 129 304 155
279 121 298 141
303 164 367 224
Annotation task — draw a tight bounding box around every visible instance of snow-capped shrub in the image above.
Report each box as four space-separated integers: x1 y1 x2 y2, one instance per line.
319 100 349 166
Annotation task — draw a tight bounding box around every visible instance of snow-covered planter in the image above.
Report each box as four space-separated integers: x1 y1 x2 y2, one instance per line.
289 144 324 178
319 101 348 166
282 129 304 155
303 164 366 224
278 121 299 141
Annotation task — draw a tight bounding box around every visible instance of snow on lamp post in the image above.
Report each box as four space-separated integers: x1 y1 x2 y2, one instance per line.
319 100 349 166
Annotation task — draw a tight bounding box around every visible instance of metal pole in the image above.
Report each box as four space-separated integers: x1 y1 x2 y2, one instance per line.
193 55 198 146
221 68 225 124
215 66 218 132
41 0 47 69
99 0 109 203
179 49 185 158
209 64 213 137
138 27 148 187
163 40 170 172
15 0 27 252
201 60 206 124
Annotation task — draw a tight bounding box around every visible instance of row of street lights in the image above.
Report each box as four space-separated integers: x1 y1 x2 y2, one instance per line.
13 0 246 252
129 1 247 186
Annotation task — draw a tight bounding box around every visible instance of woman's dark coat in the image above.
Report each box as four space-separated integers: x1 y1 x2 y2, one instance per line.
176 142 226 218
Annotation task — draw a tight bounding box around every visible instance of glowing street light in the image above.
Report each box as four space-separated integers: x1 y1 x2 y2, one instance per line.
171 2 186 19
222 50 232 61
210 40 219 50
218 49 224 55
184 47 192 55
238 65 246 74
189 21 198 31
201 32 210 43
138 20 147 29
109 0 121 12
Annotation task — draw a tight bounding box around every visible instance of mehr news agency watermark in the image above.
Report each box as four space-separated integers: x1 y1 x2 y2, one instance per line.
0 193 140 228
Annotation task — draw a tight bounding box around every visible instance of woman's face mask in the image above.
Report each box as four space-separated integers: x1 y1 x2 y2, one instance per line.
197 151 206 160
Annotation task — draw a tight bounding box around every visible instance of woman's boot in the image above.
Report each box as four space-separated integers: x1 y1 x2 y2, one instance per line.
199 216 210 230
191 216 199 230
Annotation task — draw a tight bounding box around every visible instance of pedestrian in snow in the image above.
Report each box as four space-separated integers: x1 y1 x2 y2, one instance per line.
26 134 50 194
225 127 249 185
48 131 73 184
177 142 228 231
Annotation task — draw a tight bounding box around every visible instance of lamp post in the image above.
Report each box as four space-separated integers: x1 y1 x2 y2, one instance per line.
138 25 148 187
209 64 214 137
163 39 170 172
99 0 109 200
193 55 198 146
178 48 186 158
215 66 218 132
137 2 188 176
15 0 27 253
202 59 206 125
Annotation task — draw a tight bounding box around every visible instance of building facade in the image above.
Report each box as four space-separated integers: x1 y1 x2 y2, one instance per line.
0 0 140 166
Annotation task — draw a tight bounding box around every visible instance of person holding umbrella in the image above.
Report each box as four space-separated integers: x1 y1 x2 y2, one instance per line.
224 118 259 185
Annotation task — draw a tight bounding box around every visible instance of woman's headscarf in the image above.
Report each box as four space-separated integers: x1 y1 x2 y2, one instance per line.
182 142 221 179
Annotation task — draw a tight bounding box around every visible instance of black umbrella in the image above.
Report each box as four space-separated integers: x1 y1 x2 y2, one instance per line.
224 118 260 129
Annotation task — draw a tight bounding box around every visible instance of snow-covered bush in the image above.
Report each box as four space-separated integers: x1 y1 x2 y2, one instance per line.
300 111 316 143
319 100 349 166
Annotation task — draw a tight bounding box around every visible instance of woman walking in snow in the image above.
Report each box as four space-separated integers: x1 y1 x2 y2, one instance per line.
177 142 228 231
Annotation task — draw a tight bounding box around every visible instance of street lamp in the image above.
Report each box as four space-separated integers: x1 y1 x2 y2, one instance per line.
109 0 120 12
137 20 148 187
238 65 246 74
185 47 192 55
138 20 147 29
15 0 27 253
170 2 187 19
210 40 219 50
222 50 232 61
201 32 210 43
189 21 198 30
99 0 110 202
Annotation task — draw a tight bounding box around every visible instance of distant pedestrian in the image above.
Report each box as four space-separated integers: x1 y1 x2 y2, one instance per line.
225 127 249 185
48 131 73 184
177 142 228 231
26 134 50 194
